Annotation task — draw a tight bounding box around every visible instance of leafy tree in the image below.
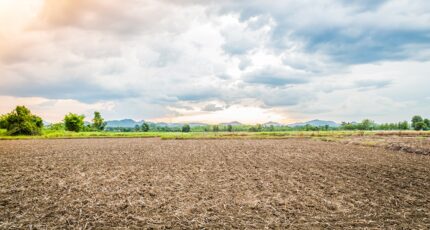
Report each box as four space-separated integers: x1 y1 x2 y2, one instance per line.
64 113 85 132
182 124 190 132
0 114 7 129
424 119 430 130
358 119 376 130
227 124 233 132
92 111 106 131
212 125 219 132
414 121 427 131
2 106 43 135
141 122 150 132
398 121 409 130
412 115 424 130
248 124 263 132
134 124 141 132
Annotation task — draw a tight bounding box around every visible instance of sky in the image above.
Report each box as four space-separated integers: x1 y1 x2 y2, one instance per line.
0 0 429 124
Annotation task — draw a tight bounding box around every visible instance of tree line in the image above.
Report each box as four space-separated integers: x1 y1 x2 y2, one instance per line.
0 106 107 135
1 105 429 136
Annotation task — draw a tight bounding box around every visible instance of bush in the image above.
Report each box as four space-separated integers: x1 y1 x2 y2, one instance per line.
48 123 65 131
182 124 190 132
64 113 85 132
2 106 43 135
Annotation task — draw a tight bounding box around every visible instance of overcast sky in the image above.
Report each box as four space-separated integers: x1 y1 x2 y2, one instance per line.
0 0 429 124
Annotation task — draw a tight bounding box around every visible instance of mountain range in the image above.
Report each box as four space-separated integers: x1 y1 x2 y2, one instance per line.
105 119 340 128
105 119 145 128
287 119 340 128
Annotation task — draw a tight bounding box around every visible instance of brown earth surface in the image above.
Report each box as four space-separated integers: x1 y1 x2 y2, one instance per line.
1 138 429 229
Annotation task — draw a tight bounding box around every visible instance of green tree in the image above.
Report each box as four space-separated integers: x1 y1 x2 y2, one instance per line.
64 113 85 132
212 125 219 132
424 119 430 130
227 124 233 132
249 126 259 132
141 122 150 132
92 111 106 131
0 114 7 129
412 115 424 130
182 124 190 132
414 121 427 131
2 106 43 135
359 119 376 130
398 121 409 130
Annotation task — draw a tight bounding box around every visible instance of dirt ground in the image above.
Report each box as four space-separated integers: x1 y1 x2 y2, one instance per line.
1 138 429 229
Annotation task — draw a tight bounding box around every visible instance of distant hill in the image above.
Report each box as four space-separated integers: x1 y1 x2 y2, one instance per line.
288 119 339 127
189 123 208 127
104 119 339 128
149 122 182 128
105 120 210 128
105 119 144 128
220 121 242 126
263 121 284 127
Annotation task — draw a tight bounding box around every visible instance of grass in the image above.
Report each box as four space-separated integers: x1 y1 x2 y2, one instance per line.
2 129 429 140
0 129 370 140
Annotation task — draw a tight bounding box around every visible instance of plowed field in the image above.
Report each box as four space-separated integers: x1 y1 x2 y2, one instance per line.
1 138 429 228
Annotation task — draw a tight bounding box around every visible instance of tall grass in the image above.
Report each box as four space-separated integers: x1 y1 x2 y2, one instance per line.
0 129 429 140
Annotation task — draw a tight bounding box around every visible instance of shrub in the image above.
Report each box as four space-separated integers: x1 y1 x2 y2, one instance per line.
182 124 190 132
2 106 43 135
48 123 65 131
64 113 85 132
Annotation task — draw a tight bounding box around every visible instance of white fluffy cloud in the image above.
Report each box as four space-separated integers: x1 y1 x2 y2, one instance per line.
0 0 429 123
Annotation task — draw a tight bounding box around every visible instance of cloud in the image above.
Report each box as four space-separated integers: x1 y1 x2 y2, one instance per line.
213 0 430 64
0 0 430 123
243 66 308 86
33 0 197 36
354 79 392 90
202 104 225 112
220 15 271 55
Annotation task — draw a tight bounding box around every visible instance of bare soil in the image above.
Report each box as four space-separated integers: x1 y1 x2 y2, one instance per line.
1 138 429 229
